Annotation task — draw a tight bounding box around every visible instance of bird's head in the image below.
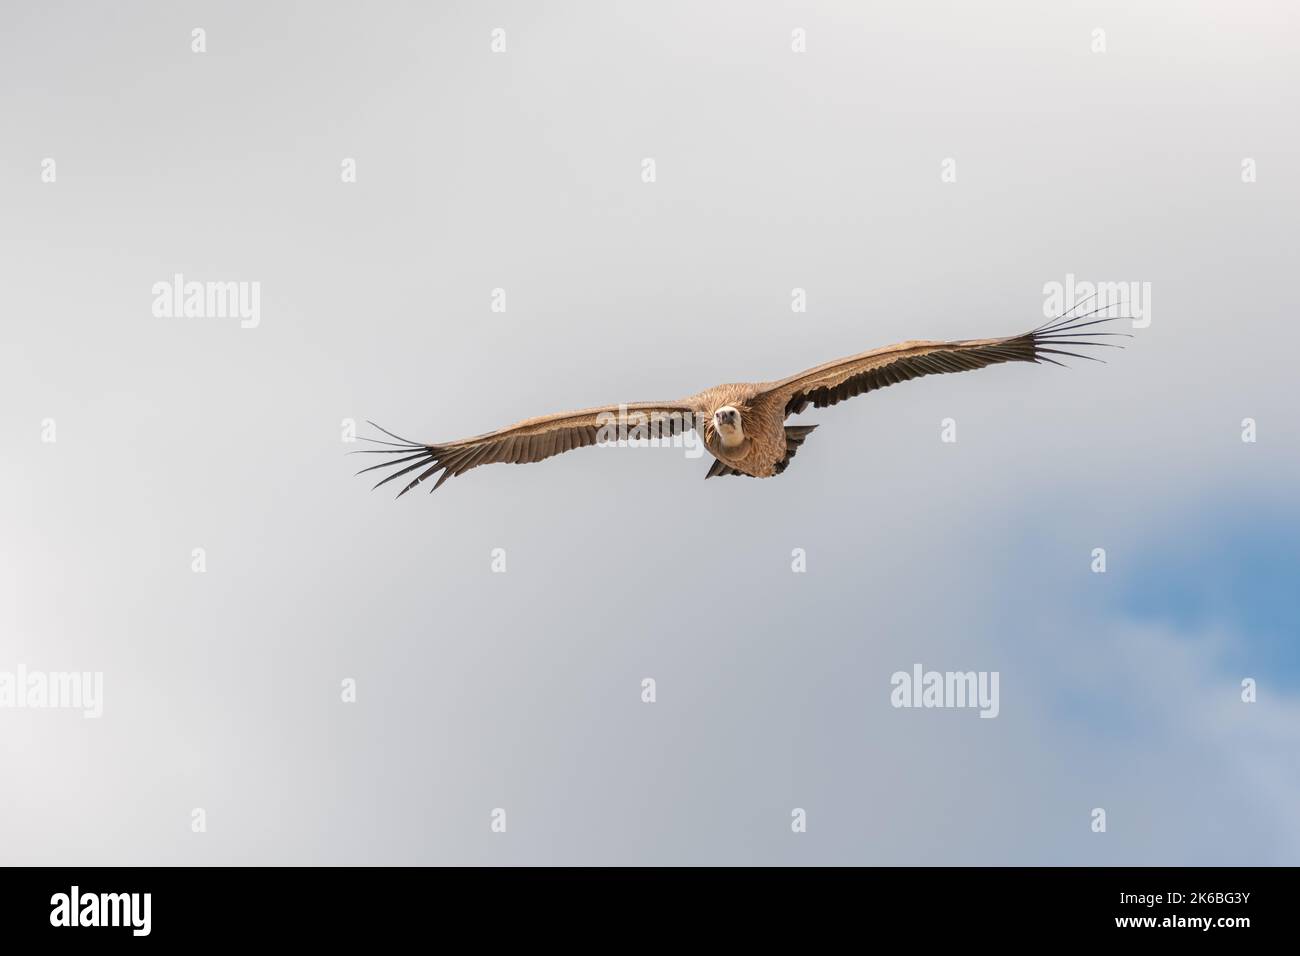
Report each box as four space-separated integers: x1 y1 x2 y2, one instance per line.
712 405 744 446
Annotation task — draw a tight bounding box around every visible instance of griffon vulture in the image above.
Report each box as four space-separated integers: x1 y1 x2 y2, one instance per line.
355 304 1126 496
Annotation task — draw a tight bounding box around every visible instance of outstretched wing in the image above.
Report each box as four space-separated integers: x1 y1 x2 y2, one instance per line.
765 307 1129 417
353 401 697 496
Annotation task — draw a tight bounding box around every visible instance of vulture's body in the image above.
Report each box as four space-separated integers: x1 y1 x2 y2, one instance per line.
356 305 1126 496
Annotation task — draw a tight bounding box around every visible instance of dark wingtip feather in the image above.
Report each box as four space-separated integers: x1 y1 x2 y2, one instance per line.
1026 302 1136 367
354 450 429 477
1031 290 1101 333
365 421 423 446
349 424 451 496
1036 346 1106 364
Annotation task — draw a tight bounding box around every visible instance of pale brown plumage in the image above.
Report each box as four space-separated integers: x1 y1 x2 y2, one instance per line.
355 305 1126 496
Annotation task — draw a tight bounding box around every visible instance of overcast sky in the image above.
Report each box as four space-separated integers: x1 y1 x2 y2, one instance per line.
2 0 1298 864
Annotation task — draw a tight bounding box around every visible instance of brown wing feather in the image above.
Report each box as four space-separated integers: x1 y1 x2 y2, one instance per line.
353 401 697 497
766 310 1128 417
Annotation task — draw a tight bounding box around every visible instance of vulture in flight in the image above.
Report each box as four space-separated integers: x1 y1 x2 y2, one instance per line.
355 303 1126 496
